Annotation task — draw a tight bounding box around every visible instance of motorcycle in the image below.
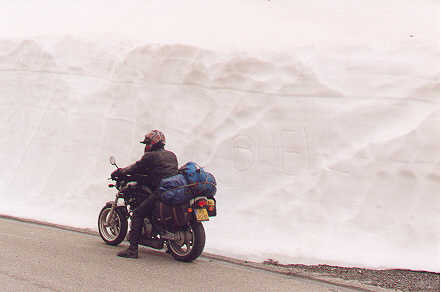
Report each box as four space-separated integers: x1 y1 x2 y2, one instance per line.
98 156 217 262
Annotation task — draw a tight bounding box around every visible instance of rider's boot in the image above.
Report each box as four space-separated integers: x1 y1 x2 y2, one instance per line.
117 245 138 258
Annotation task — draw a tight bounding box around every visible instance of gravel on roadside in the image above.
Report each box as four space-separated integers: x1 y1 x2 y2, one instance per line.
263 259 440 292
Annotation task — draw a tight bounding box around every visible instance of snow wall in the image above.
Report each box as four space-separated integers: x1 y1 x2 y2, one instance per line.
0 37 439 271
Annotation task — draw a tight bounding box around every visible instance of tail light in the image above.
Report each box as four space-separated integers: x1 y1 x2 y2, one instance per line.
197 199 207 208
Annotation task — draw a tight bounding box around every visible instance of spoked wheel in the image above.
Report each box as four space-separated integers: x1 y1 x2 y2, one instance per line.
167 222 205 262
98 206 128 245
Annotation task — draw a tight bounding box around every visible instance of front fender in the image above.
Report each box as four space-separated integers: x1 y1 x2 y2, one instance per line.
104 201 129 219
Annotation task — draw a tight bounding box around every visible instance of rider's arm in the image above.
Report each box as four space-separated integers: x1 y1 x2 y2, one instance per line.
119 152 154 175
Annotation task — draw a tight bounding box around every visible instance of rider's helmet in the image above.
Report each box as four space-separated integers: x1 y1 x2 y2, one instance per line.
140 130 166 152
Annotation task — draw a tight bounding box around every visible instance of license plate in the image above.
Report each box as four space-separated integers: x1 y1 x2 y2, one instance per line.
195 208 209 221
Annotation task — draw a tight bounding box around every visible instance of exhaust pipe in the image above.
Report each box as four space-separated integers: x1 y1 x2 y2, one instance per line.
140 238 164 249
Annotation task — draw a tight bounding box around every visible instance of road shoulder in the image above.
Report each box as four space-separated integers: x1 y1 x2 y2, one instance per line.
1 214 438 292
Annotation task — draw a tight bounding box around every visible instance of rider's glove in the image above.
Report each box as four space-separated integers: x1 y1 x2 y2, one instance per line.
111 169 121 180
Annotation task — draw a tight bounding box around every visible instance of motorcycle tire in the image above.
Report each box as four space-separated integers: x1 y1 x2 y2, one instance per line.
167 222 205 262
98 206 128 246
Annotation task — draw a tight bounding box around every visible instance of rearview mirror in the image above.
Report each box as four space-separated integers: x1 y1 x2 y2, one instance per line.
109 156 116 166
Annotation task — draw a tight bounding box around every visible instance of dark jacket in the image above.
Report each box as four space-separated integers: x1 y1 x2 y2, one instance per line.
121 148 178 190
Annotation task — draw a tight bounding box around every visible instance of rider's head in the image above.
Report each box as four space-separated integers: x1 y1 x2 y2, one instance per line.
140 130 166 152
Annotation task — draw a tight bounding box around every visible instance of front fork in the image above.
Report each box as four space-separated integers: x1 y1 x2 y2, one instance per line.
105 194 119 227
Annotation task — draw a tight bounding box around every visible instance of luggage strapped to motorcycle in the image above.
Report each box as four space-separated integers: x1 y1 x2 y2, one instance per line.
161 180 216 196
159 162 217 205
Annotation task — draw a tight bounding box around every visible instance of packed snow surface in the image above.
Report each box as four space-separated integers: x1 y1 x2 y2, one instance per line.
0 0 439 272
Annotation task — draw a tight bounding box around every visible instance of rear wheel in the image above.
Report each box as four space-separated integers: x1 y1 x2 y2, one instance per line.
167 222 205 262
98 206 128 245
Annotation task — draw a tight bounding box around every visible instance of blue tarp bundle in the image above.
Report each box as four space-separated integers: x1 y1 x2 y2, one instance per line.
159 162 217 205
159 174 192 205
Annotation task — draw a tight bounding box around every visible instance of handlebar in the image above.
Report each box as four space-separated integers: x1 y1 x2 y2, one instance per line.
110 173 149 182
108 173 149 191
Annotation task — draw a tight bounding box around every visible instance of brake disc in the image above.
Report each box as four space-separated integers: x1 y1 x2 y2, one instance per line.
184 230 193 243
174 231 186 246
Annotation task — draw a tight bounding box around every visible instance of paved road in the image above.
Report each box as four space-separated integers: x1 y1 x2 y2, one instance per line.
0 218 356 291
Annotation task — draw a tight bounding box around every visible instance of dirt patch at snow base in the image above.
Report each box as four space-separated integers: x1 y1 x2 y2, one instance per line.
203 252 439 291
260 259 439 292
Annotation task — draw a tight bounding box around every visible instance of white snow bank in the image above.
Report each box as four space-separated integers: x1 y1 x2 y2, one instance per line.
0 0 438 53
0 36 438 272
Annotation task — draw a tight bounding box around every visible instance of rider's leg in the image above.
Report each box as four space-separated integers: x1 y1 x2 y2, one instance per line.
117 192 158 258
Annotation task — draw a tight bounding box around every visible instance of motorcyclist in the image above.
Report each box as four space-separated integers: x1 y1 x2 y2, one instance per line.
111 130 178 258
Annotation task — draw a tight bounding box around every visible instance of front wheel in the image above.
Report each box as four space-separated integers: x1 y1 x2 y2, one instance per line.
167 222 205 262
98 205 128 245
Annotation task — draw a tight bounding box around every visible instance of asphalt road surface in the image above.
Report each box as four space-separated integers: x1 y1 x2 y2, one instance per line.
0 218 358 291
